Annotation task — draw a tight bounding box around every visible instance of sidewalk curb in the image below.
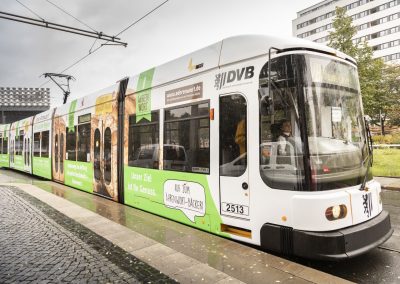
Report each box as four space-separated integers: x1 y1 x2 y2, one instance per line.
382 185 400 192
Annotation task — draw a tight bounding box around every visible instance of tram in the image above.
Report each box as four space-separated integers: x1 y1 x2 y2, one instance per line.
0 35 393 260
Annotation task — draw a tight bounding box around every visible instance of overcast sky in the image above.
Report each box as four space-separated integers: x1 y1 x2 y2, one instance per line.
0 0 321 106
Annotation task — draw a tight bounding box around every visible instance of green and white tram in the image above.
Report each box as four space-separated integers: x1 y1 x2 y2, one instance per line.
0 35 393 260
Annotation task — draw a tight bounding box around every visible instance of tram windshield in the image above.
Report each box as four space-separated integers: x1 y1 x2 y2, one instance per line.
259 53 371 191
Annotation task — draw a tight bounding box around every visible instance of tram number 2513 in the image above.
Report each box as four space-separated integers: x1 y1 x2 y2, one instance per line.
222 202 249 216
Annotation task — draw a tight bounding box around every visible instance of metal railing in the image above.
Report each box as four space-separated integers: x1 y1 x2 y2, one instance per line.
373 144 400 148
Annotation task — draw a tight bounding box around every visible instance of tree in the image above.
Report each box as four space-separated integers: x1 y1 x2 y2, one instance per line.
328 7 357 57
328 6 400 134
356 41 385 127
381 64 400 128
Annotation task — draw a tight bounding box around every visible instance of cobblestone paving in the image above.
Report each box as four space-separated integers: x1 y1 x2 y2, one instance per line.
0 186 176 283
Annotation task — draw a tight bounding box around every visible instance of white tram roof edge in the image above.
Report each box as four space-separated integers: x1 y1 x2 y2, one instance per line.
127 34 356 91
218 34 355 65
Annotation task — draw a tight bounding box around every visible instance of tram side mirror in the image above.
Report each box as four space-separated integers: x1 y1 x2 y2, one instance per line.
259 88 272 116
364 115 374 166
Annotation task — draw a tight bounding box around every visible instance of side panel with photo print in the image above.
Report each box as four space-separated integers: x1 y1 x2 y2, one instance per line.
33 109 54 179
9 117 34 173
52 115 66 182
92 90 119 201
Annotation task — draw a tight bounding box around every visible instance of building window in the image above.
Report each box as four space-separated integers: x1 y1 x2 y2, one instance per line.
164 102 210 174
383 52 400 62
296 0 377 30
128 111 159 168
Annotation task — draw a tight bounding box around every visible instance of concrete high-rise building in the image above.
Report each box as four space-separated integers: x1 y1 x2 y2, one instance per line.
0 87 50 124
293 0 400 63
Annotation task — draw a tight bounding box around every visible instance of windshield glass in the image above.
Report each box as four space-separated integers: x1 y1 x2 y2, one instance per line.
304 55 370 190
259 53 371 191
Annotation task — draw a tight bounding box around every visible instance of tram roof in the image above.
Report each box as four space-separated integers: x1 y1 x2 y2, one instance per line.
218 34 354 65
127 34 356 91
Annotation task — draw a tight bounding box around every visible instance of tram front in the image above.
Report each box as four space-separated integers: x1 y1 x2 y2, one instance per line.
258 52 393 260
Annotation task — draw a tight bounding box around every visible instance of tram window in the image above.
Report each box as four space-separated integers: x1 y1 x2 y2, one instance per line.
15 136 19 155
19 134 24 155
11 140 14 161
3 138 7 155
2 138 7 155
41 131 50 158
27 138 30 166
77 123 91 162
164 102 210 174
15 137 18 155
128 111 159 168
104 127 112 184
24 138 27 164
259 56 305 191
34 132 41 157
94 129 101 181
219 95 247 177
66 126 77 161
15 136 22 155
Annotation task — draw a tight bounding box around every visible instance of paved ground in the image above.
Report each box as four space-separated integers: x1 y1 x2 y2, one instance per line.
0 185 174 284
1 168 399 283
375 176 400 191
0 169 350 284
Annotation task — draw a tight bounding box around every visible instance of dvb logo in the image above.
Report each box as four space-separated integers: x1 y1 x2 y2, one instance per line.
214 66 254 90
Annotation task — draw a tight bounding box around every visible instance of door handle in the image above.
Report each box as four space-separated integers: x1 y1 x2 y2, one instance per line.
242 182 248 190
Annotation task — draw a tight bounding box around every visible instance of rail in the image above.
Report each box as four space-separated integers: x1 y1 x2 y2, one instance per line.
373 144 400 148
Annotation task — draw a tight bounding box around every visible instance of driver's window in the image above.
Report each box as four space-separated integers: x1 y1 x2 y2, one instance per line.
219 94 247 177
258 56 306 191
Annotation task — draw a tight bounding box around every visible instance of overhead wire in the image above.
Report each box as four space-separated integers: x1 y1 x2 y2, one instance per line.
89 38 98 54
15 0 44 21
115 0 169 37
39 0 169 91
14 0 61 103
45 0 98 33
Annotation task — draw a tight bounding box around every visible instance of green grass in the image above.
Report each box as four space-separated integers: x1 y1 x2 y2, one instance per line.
372 148 400 177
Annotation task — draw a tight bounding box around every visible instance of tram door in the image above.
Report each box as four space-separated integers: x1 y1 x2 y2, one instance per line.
53 117 65 182
219 94 250 220
93 125 112 198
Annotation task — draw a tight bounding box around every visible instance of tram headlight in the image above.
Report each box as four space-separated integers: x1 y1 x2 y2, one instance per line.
325 204 347 221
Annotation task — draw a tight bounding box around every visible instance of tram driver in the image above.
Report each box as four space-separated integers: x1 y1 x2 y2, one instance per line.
277 120 292 156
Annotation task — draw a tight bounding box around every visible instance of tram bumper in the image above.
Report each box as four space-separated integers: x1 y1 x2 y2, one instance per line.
260 210 393 260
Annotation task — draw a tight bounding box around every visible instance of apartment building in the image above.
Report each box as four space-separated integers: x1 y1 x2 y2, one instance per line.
293 0 400 62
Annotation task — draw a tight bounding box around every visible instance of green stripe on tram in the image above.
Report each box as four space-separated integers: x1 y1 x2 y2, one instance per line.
124 166 229 237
